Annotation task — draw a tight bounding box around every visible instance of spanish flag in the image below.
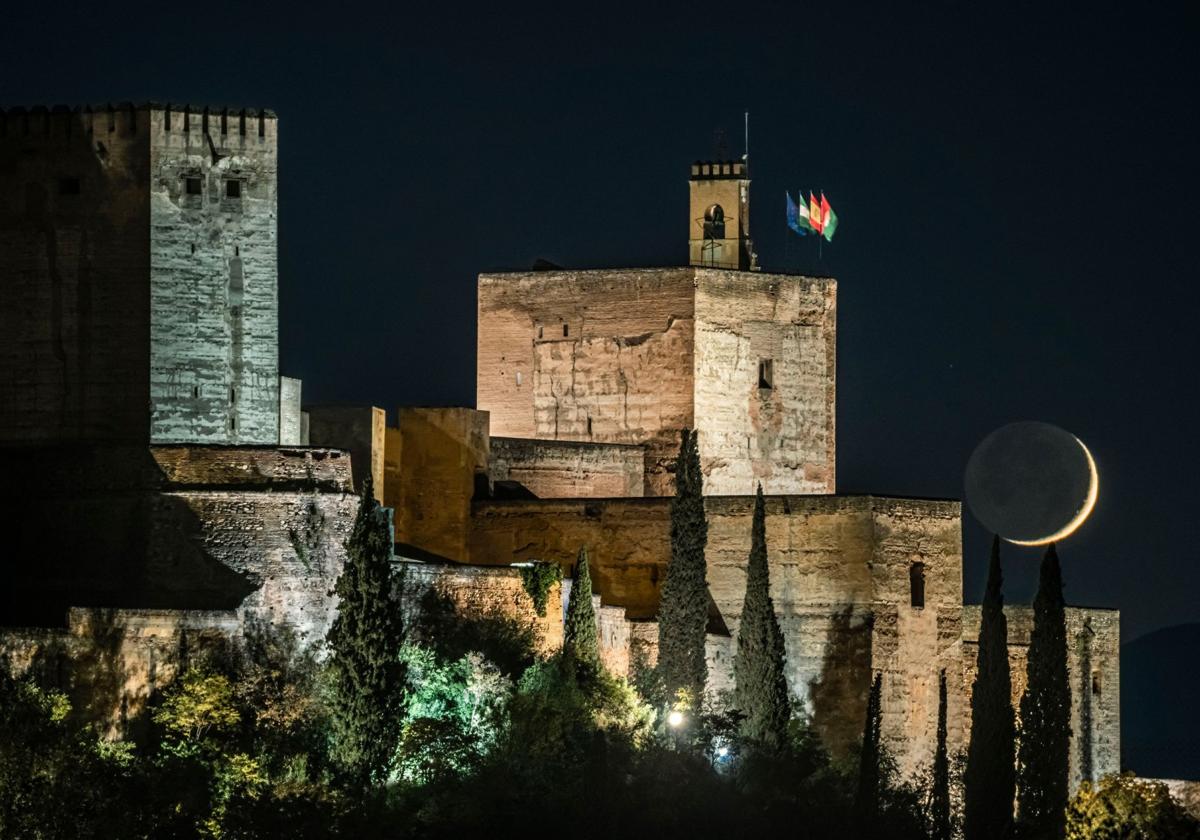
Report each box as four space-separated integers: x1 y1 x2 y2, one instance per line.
808 192 824 235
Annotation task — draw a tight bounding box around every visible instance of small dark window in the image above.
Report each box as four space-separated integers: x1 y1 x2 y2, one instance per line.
190 243 196 254
1091 671 1102 695
230 417 236 432
58 177 81 195
537 326 543 339
587 417 593 435
909 562 926 609
185 177 202 195
758 359 774 390
563 324 569 337
225 180 241 198
229 386 236 405
192 385 199 399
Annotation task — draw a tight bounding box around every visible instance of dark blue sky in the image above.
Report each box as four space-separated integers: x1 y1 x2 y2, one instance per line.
5 1 1197 643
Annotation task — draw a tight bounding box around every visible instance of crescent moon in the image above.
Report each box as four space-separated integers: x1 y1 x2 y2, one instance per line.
1006 437 1099 546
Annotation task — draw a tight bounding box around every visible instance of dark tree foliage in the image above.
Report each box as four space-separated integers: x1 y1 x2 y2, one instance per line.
1017 543 1071 840
325 476 407 787
658 428 710 708
733 485 791 749
929 669 952 840
564 546 601 670
964 535 1016 840
855 672 884 824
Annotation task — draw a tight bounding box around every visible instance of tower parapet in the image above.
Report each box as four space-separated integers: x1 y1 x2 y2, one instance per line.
689 159 757 271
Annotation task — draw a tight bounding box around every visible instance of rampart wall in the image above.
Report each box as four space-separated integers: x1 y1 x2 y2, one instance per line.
0 445 354 644
489 436 644 498
963 604 1121 791
469 494 963 772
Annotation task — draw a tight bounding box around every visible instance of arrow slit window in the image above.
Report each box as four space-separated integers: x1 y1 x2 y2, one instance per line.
909 562 925 609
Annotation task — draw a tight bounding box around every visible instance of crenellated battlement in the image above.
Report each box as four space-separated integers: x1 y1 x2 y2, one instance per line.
0 102 277 141
690 159 746 179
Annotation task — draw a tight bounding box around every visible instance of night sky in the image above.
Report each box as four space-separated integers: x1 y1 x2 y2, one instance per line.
6 5 1197 649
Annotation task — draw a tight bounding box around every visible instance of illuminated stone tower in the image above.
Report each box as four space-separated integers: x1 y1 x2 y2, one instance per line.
688 159 757 271
0 103 280 444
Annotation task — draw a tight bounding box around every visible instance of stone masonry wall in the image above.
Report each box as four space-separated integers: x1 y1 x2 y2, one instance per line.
963 605 1120 792
401 562 563 657
0 607 242 737
148 107 279 445
1 445 355 645
470 494 963 771
489 436 644 498
693 270 836 495
0 106 151 443
477 268 696 495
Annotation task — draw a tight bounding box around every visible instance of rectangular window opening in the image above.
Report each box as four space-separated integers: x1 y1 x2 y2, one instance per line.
58 177 81 196
229 386 236 405
563 324 569 337
758 358 774 390
225 180 242 199
909 562 926 609
185 177 202 195
1091 671 1102 695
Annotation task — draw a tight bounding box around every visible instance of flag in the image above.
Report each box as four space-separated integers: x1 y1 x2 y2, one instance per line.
808 192 824 235
786 192 812 235
820 193 838 242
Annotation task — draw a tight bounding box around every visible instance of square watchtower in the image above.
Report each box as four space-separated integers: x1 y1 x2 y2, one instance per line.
0 103 280 444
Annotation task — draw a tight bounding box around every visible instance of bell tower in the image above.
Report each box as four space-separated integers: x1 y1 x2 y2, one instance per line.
688 159 757 271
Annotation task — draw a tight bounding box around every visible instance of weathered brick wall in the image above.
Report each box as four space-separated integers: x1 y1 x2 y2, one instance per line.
1 445 355 645
147 107 279 445
391 408 490 562
306 405 386 498
693 270 836 495
470 494 963 770
477 268 696 495
0 607 242 737
0 106 151 443
401 562 563 656
489 437 644 498
962 605 1120 792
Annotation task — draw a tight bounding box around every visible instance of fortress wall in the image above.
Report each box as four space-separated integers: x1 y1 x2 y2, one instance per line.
0 607 242 737
401 562 563 656
306 405 385 497
148 108 279 444
963 605 1121 792
477 268 696 495
0 106 151 442
489 437 644 498
867 499 965 776
470 494 963 766
1 445 355 643
391 408 490 563
693 270 837 495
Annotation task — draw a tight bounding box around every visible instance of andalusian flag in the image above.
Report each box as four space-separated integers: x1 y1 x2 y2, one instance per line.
786 192 813 235
820 193 838 242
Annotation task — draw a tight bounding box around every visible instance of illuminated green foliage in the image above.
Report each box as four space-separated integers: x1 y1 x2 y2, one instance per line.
1066 773 1200 840
519 561 562 617
564 546 601 671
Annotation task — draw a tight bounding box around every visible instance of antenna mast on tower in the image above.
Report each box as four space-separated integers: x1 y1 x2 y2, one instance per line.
743 111 749 172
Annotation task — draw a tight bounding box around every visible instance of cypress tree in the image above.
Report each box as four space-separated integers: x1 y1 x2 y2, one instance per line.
658 428 709 709
929 669 952 840
855 672 884 823
733 484 791 749
1017 543 1071 840
325 476 407 787
964 536 1016 840
564 546 601 670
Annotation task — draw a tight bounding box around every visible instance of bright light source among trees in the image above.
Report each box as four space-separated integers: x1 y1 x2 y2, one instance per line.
667 710 684 728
